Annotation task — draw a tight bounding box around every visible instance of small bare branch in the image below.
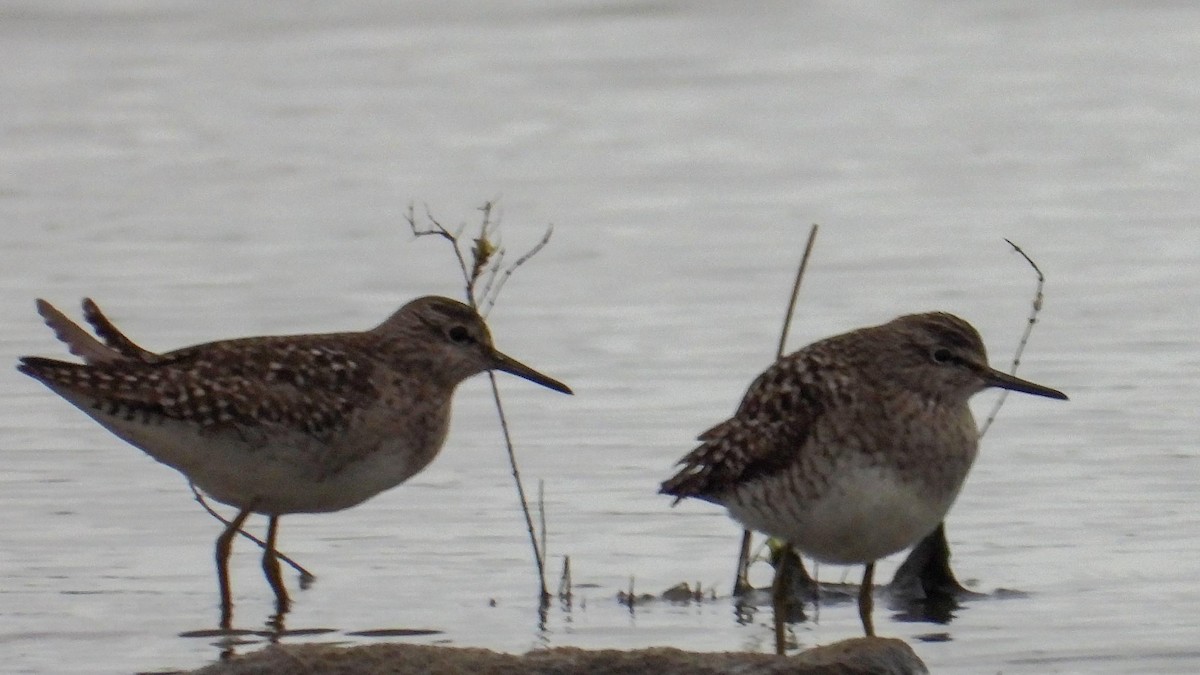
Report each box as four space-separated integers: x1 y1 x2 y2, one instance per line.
487 369 549 600
557 555 573 604
776 224 820 359
735 223 819 596
482 225 553 317
407 203 554 600
407 204 474 305
470 202 500 288
979 239 1047 438
538 478 548 569
476 246 506 309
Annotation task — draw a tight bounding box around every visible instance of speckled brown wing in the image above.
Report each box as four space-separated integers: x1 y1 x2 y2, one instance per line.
18 334 381 437
661 417 802 504
661 349 848 504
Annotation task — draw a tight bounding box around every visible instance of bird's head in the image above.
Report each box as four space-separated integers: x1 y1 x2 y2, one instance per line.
377 296 572 395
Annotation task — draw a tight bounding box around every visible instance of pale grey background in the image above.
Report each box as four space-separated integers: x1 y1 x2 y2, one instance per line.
2 2 1197 673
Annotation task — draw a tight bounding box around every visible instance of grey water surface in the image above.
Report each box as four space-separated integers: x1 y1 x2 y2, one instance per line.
2 1 1198 673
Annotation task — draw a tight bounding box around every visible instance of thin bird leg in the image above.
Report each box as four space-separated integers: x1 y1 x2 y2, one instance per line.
733 530 753 595
190 483 315 583
772 545 794 655
859 562 876 637
262 515 290 620
216 507 253 630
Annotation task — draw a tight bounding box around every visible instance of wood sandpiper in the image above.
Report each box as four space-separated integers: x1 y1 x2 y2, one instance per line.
661 312 1066 637
19 295 572 629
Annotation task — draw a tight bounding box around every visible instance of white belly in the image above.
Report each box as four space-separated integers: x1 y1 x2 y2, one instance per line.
726 464 962 565
186 440 425 514
90 410 444 515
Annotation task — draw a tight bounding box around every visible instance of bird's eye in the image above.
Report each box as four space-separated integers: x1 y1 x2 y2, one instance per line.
447 326 473 344
931 347 953 364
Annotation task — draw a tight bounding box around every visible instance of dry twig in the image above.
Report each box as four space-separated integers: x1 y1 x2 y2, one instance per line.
557 555 573 604
408 202 556 600
734 224 820 595
979 239 1046 438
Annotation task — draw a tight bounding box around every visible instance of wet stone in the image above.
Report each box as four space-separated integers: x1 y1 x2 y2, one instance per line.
189 638 928 675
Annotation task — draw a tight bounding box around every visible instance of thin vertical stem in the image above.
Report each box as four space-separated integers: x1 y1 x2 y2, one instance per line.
776 224 821 358
488 370 549 599
979 239 1046 439
410 206 555 600
735 224 820 594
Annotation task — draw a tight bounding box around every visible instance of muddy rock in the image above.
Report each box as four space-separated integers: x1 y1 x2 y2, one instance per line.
190 637 927 675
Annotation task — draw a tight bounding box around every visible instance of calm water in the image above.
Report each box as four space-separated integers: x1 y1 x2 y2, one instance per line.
2 2 1198 673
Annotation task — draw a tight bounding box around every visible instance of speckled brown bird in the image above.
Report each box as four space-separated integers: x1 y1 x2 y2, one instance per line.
19 296 571 629
661 312 1066 636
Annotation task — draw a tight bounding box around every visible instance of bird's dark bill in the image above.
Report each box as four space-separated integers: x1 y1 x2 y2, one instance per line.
985 369 1068 400
491 351 573 395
